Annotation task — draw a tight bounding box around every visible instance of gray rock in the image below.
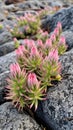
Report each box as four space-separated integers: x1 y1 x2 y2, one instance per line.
0 55 16 102
42 6 73 32
0 41 15 56
0 31 12 44
0 39 23 56
0 51 16 74
0 71 10 88
49 1 63 7
0 88 6 104
0 13 5 22
18 0 45 10
35 48 73 130
62 0 73 4
42 6 73 49
3 4 19 12
0 102 42 130
61 31 73 50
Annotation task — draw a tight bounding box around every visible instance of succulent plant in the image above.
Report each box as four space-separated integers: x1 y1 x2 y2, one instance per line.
6 22 67 111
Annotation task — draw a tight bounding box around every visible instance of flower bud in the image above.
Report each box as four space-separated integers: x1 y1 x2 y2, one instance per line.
45 38 52 48
30 46 39 58
54 27 59 37
16 45 25 56
50 33 56 42
48 49 59 62
37 40 43 48
57 22 62 31
10 63 21 76
27 73 38 87
59 36 66 45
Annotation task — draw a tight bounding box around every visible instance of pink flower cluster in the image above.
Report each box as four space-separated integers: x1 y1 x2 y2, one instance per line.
6 22 67 111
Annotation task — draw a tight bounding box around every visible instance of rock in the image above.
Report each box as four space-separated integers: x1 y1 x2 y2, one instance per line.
42 6 73 32
0 13 5 22
0 51 16 74
0 102 42 130
48 1 63 8
61 31 73 50
18 0 45 10
42 6 73 49
35 48 73 130
3 4 19 12
0 88 6 105
4 0 24 5
0 71 10 87
62 0 73 4
16 10 37 17
0 31 12 44
0 41 15 56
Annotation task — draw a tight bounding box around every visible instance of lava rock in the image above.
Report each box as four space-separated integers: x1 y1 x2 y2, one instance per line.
35 48 73 130
3 4 19 12
18 0 47 10
0 41 15 56
0 102 42 130
0 51 16 74
5 0 23 5
61 31 73 50
0 31 12 45
42 6 73 32
0 71 10 87
0 88 6 105
42 6 73 49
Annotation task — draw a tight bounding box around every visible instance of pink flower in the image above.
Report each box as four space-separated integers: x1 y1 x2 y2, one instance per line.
50 33 56 42
37 40 43 48
27 73 38 87
48 49 59 62
31 17 36 22
14 37 17 42
23 39 35 50
59 36 66 45
16 45 25 56
42 31 48 36
20 16 24 21
24 26 30 31
54 27 59 36
24 13 32 19
39 29 43 34
10 63 21 75
30 46 39 58
45 38 52 48
16 17 20 21
57 22 62 31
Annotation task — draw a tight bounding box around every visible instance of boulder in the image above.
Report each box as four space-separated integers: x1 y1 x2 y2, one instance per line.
0 41 15 56
35 48 73 130
0 71 10 88
61 31 73 50
0 88 6 105
0 51 16 74
42 6 73 32
5 0 24 5
0 31 12 45
0 102 42 130
0 51 16 103
42 6 73 50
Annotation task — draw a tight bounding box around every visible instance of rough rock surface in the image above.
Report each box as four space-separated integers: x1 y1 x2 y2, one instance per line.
42 6 73 49
0 0 73 130
0 102 42 130
61 31 73 50
0 51 16 74
42 6 73 32
35 48 73 130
